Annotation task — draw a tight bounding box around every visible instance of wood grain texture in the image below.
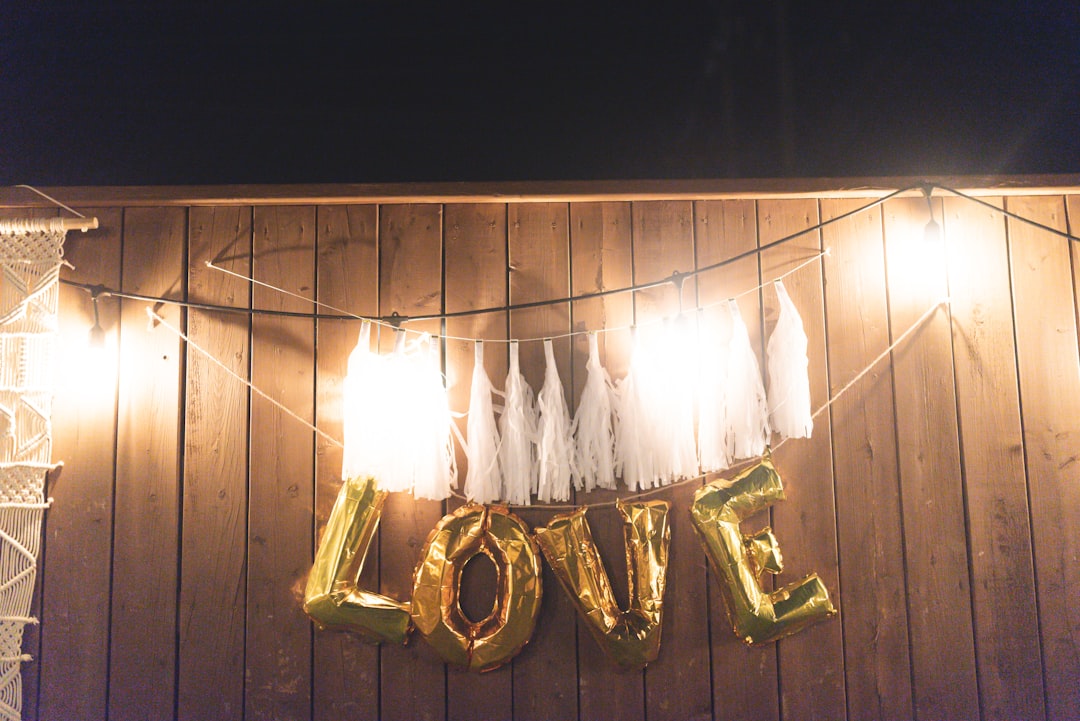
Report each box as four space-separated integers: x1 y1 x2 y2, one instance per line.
109 206 186 721
1011 195 1080 721
443 202 512 721
178 206 252 721
506 202 579 721
569 201 642 721
246 206 316 721
376 204 447 721
41 207 121 721
632 201 712 721
695 199 780 721
312 204 381 721
821 198 912 721
882 196 980 719
758 198 846 721
944 195 1045 721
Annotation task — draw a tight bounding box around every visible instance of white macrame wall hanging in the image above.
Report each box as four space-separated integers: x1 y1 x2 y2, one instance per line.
0 218 71 721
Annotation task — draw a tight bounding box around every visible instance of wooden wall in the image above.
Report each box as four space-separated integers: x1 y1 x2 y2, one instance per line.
14 187 1080 720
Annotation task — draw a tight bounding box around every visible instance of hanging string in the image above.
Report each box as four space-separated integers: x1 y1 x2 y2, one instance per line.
145 307 344 450
13 185 87 219
147 277 948 513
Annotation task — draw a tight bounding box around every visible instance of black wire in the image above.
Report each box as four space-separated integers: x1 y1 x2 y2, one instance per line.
936 185 1080 243
61 185 919 325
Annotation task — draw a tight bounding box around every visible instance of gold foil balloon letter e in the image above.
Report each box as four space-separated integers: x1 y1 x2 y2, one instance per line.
535 500 671 668
410 504 543 672
690 456 836 644
303 475 413 645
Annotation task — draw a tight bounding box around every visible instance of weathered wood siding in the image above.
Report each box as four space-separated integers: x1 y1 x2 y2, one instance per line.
19 187 1080 720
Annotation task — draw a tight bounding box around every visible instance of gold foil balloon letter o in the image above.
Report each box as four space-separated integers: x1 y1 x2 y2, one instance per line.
535 500 671 668
303 476 412 645
410 504 543 672
690 457 837 645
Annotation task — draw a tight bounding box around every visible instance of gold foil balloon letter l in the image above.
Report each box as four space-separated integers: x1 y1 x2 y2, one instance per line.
303 475 413 645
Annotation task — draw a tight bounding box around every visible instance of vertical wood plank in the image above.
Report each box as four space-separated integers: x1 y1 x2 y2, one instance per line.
109 206 186 721
177 206 251 721
821 198 912 721
695 199 780 721
43 207 121 721
377 203 446 721
1011 195 1080 721
506 202 578 721
634 200 712 721
944 195 1045 721
313 204 381 721
247 206 315 721
882 196 979 718
569 201 642 721
443 202 512 721
759 198 845 721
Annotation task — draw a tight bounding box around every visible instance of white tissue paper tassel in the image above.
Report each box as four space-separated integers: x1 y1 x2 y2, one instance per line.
571 333 617 492
409 334 457 500
723 299 771 459
613 330 657 492
536 339 574 502
341 320 389 482
499 341 539 505
464 341 503 503
767 280 813 440
367 329 413 493
655 318 699 483
697 310 731 473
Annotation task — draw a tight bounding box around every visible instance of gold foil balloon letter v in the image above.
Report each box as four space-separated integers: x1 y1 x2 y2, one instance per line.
690 456 836 645
534 500 671 668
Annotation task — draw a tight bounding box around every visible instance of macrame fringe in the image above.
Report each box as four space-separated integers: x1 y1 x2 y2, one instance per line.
767 280 813 439
499 341 538 505
463 341 503 503
536 339 574 502
571 334 616 492
723 299 770 460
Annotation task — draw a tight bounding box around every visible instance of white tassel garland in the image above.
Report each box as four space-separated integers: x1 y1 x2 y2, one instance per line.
464 341 503 503
613 329 658 492
499 341 538 505
767 280 813 439
723 300 770 459
655 317 698 483
341 320 380 481
571 334 617 492
536 339 574 502
697 309 731 473
409 334 457 500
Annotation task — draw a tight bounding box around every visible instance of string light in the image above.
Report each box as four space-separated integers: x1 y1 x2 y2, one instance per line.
87 287 106 349
922 184 941 245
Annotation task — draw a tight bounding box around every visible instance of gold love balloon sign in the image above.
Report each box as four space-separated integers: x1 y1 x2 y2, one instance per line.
534 501 671 668
303 475 412 645
689 455 837 645
411 503 543 672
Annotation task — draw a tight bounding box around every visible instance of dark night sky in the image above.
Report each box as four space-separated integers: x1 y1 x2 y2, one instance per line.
2 1 1079 186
